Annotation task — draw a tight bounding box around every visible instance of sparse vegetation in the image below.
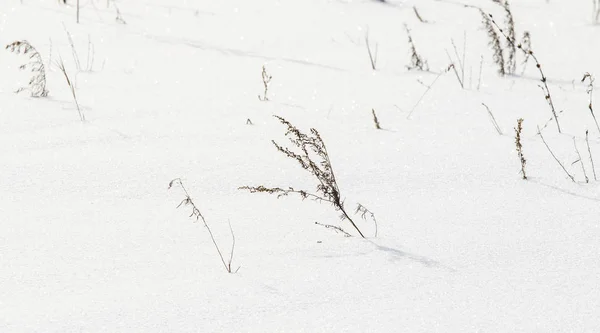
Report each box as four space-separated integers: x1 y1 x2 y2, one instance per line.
5 40 49 97
487 13 562 133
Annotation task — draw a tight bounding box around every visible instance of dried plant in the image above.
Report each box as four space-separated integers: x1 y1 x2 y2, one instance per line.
482 103 502 135
371 109 381 129
5 40 49 97
405 24 428 71
315 222 351 237
407 65 449 119
56 56 84 121
365 31 378 70
413 6 428 23
537 127 575 182
240 116 368 238
586 130 598 181
582 73 600 133
487 14 561 133
501 0 516 74
169 178 239 274
573 137 589 183
445 35 466 89
355 203 377 237
258 65 272 101
480 10 505 76
114 2 127 24
515 118 527 179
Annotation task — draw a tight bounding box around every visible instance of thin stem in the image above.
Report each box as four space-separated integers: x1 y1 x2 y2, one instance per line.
537 128 575 182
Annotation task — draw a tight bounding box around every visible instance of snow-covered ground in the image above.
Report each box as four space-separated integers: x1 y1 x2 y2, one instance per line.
1 0 600 331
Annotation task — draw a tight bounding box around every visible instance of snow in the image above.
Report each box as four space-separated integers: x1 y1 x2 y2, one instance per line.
1 0 600 331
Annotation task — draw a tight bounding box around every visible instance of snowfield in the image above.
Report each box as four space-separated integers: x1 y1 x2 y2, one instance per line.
1 0 600 331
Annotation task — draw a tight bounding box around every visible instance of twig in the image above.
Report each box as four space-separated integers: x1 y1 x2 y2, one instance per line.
413 6 428 23
537 127 575 182
315 222 352 237
371 109 381 129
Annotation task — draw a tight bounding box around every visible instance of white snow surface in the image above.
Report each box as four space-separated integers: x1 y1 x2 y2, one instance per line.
1 0 600 331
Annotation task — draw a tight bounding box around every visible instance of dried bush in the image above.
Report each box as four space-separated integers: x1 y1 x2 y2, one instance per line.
5 41 49 97
240 116 369 238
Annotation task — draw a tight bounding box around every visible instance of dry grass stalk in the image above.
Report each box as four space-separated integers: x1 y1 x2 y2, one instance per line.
405 24 428 71
114 2 127 24
537 126 575 182
515 118 527 179
581 73 600 133
413 6 428 23
63 24 81 71
488 14 561 133
240 116 368 238
56 57 84 122
169 178 239 274
5 40 49 97
586 130 598 181
407 66 449 119
482 103 502 135
371 109 381 129
258 65 272 101
365 31 378 70
573 137 589 183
